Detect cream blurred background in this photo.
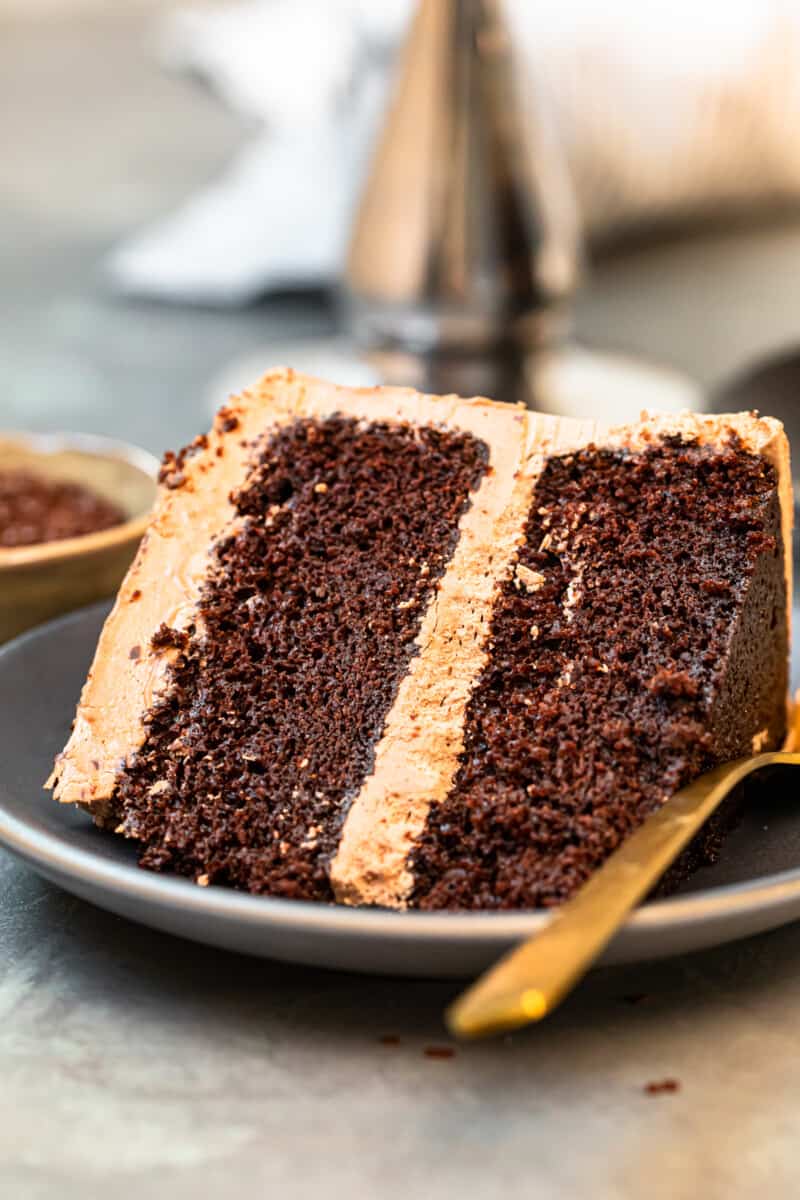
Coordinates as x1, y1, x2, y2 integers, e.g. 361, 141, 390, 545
0, 0, 163, 13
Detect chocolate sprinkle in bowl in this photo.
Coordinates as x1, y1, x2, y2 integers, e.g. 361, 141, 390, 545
0, 432, 158, 643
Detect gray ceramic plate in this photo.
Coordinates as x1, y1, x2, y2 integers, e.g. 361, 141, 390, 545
0, 602, 799, 978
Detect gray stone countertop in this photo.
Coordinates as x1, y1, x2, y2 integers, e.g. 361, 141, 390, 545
3, 7, 800, 1199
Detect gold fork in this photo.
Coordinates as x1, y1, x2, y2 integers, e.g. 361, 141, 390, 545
447, 751, 800, 1039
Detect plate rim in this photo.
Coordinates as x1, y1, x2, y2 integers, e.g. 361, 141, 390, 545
1, 602, 800, 949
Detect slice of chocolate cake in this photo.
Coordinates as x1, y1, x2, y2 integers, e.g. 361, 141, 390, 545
49, 373, 792, 910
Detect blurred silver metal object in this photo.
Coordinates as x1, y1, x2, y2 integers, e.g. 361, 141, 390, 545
343, 0, 579, 356
218, 0, 698, 418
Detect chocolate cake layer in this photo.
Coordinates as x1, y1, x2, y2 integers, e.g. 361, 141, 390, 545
113, 415, 487, 898
409, 436, 788, 910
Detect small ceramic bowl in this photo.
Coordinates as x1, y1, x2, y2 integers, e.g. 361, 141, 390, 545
0, 432, 159, 644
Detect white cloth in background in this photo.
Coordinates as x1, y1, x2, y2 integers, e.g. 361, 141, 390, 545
106, 0, 800, 306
